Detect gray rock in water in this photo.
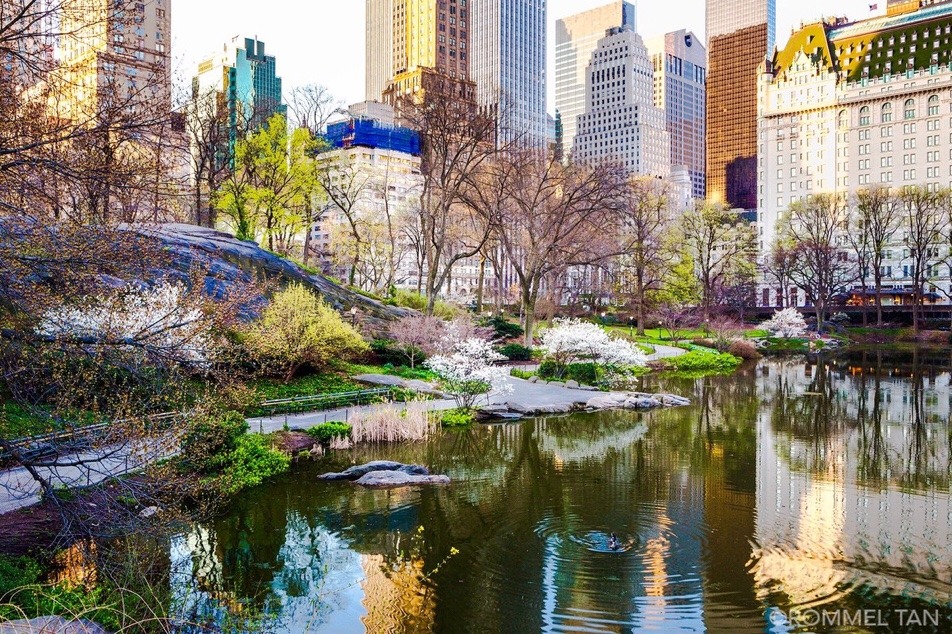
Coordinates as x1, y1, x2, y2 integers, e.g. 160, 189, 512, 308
0, 617, 110, 634
353, 470, 451, 488
319, 461, 430, 481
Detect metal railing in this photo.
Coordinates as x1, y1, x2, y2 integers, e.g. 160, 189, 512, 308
256, 387, 396, 417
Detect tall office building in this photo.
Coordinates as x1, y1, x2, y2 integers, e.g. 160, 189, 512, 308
574, 26, 669, 178
192, 37, 285, 141
646, 30, 706, 200
757, 0, 952, 306
469, 0, 547, 146
58, 0, 171, 119
555, 1, 636, 157
706, 0, 775, 209
366, 0, 395, 101
374, 0, 475, 103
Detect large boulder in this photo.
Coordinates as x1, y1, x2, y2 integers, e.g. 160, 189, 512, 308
125, 223, 413, 335
0, 617, 110, 634
318, 461, 431, 481
353, 470, 451, 488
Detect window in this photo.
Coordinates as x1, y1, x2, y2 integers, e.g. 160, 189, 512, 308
859, 106, 870, 126
881, 103, 893, 123
928, 94, 940, 116
904, 98, 916, 119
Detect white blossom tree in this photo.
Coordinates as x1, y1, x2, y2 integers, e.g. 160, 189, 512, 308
36, 282, 212, 368
425, 338, 511, 409
539, 318, 647, 379
761, 308, 808, 339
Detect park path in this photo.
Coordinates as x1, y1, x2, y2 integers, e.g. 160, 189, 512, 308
645, 343, 688, 361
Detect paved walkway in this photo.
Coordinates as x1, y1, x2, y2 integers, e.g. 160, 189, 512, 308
645, 343, 688, 361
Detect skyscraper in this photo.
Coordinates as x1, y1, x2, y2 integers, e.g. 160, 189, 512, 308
469, 0, 547, 146
705, 0, 775, 209
555, 1, 636, 157
373, 0, 475, 103
192, 36, 285, 139
645, 30, 706, 200
366, 0, 395, 101
573, 26, 669, 178
58, 0, 171, 119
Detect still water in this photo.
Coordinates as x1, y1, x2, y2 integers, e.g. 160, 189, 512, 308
170, 349, 952, 633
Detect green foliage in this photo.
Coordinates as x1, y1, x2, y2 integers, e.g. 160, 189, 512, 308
369, 339, 410, 366
0, 402, 56, 439
565, 363, 598, 385
480, 315, 524, 340
537, 359, 559, 379
660, 350, 742, 374
306, 422, 352, 444
440, 408, 475, 427
244, 283, 370, 380
0, 555, 121, 631
386, 289, 458, 320
218, 434, 290, 494
347, 363, 439, 382
509, 369, 534, 380
250, 373, 361, 401
497, 343, 531, 361
180, 411, 248, 475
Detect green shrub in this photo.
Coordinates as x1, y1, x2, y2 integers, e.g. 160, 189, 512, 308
480, 315, 524, 340
441, 408, 475, 427
566, 363, 598, 385
244, 283, 370, 380
537, 359, 560, 379
497, 343, 531, 361
307, 422, 352, 444
662, 350, 742, 374
218, 434, 290, 493
510, 369, 534, 380
369, 339, 410, 365
180, 411, 248, 474
387, 289, 458, 320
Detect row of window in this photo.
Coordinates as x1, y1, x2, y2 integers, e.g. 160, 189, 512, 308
857, 95, 940, 125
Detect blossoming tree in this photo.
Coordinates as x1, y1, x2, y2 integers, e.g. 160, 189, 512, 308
425, 338, 511, 409
761, 308, 808, 339
539, 318, 647, 379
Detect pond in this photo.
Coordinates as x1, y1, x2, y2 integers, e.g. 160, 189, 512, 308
169, 348, 952, 633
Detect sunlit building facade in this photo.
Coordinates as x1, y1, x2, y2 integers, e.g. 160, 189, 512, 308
646, 30, 707, 200
469, 0, 547, 146
573, 26, 669, 178
706, 0, 775, 209
554, 1, 636, 158
757, 0, 952, 304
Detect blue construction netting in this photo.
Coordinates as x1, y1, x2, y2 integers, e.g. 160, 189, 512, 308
324, 118, 421, 155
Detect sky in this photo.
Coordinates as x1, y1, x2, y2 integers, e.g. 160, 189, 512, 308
172, 0, 880, 111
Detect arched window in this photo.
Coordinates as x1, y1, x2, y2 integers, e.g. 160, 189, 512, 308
881, 102, 893, 123
859, 105, 870, 126
837, 109, 849, 128
904, 98, 916, 119
928, 94, 940, 116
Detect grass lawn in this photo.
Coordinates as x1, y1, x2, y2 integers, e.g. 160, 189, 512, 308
0, 403, 60, 439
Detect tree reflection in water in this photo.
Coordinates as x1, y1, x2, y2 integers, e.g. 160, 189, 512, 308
165, 348, 951, 633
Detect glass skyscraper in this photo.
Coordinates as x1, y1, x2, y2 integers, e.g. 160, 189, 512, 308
705, 0, 776, 209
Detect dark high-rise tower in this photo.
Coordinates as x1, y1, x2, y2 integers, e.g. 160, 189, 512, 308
705, 0, 775, 209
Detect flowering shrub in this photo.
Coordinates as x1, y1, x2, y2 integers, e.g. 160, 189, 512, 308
36, 282, 211, 367
425, 338, 511, 409
539, 319, 647, 380
761, 308, 808, 339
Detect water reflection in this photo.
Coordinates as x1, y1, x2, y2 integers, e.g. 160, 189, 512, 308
169, 349, 952, 633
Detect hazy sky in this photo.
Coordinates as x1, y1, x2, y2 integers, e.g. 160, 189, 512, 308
172, 0, 879, 111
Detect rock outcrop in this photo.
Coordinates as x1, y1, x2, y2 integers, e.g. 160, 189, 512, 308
0, 617, 110, 634
319, 461, 450, 487
126, 223, 412, 335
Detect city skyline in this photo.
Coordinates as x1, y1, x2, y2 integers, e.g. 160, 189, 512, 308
172, 0, 878, 112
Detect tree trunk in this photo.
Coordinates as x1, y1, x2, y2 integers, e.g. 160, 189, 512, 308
635, 271, 646, 336
523, 290, 537, 347
874, 273, 883, 326
475, 255, 486, 314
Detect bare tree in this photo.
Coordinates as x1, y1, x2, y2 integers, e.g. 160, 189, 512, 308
762, 240, 797, 308
898, 186, 949, 332
287, 84, 345, 135
783, 194, 855, 330
394, 74, 500, 315
849, 187, 901, 326
315, 153, 373, 285
612, 176, 676, 334
485, 149, 618, 344
680, 202, 757, 321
